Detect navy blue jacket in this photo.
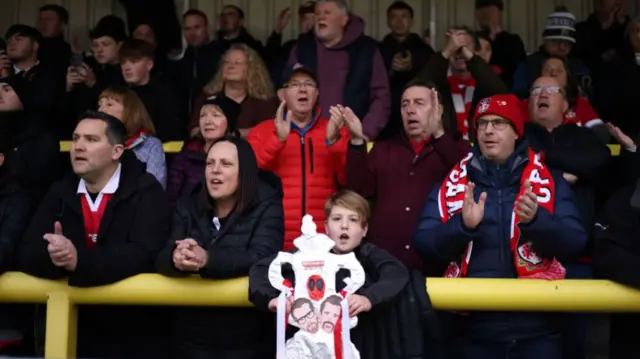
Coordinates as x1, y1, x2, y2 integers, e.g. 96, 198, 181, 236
413, 141, 587, 341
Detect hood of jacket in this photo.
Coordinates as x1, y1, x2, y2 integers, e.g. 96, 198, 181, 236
331, 13, 365, 50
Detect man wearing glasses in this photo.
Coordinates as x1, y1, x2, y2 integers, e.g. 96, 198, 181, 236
414, 93, 587, 359
291, 298, 320, 334
524, 75, 611, 359
247, 64, 349, 251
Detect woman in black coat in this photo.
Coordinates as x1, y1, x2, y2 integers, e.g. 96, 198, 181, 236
156, 136, 284, 359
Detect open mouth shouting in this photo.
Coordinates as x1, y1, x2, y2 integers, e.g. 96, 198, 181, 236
339, 233, 350, 243
297, 95, 310, 106
209, 178, 223, 188
536, 99, 550, 110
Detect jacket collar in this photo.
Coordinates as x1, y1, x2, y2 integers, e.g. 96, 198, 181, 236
57, 151, 150, 215
186, 170, 282, 244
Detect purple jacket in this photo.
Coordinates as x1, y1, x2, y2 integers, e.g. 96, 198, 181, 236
288, 14, 390, 140
166, 148, 205, 208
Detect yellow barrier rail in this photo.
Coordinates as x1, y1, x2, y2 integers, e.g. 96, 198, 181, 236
1, 272, 640, 358
57, 141, 622, 156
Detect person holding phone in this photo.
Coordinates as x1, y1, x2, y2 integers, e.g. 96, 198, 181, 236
247, 64, 349, 251
64, 16, 127, 132
0, 39, 10, 79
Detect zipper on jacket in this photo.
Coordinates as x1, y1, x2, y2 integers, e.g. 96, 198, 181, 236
300, 136, 307, 218
308, 138, 315, 174
497, 189, 508, 272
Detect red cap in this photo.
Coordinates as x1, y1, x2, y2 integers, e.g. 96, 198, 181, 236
473, 94, 524, 137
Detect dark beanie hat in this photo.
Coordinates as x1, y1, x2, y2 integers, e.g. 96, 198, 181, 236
475, 0, 504, 10
201, 95, 241, 134
542, 8, 576, 43
90, 15, 128, 42
0, 74, 35, 109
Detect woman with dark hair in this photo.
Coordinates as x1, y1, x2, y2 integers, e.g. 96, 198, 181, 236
520, 55, 603, 129
165, 96, 241, 207
156, 136, 284, 359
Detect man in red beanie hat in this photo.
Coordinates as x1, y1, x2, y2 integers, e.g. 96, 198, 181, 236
414, 94, 588, 359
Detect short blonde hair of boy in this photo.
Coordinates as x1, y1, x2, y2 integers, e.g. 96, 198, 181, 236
324, 190, 370, 228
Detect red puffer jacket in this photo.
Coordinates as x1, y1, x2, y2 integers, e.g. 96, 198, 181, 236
247, 110, 348, 250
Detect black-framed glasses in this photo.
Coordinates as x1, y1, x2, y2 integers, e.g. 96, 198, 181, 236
293, 309, 316, 324
475, 119, 511, 130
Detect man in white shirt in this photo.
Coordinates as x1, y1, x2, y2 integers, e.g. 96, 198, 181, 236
18, 110, 171, 359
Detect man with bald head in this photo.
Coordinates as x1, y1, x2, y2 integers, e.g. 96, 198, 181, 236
525, 75, 610, 359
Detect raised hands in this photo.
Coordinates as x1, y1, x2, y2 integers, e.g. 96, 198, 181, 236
328, 105, 366, 145
327, 105, 345, 144
44, 221, 77, 271
275, 100, 292, 142
461, 183, 487, 229
442, 29, 474, 60
515, 180, 538, 224
275, 8, 292, 34
607, 123, 636, 151
172, 238, 209, 272
425, 88, 444, 139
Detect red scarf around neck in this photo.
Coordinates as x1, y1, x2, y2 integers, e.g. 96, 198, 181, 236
438, 149, 566, 280
125, 129, 150, 149
447, 70, 476, 141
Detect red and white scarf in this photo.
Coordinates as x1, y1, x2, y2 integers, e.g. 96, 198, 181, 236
125, 129, 150, 149
438, 149, 566, 280
447, 68, 476, 141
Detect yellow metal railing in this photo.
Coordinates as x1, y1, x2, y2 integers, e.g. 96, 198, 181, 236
57, 141, 622, 155
2, 272, 640, 358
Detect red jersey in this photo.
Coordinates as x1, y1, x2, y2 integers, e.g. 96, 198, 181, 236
447, 68, 476, 140
77, 164, 121, 248
80, 193, 113, 248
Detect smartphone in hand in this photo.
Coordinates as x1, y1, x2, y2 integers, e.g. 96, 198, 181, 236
70, 53, 84, 68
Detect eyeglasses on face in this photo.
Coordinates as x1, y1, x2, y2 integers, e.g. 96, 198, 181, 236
293, 309, 316, 324
283, 81, 317, 90
530, 85, 562, 97
475, 118, 511, 130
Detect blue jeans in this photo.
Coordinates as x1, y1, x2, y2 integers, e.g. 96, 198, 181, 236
452, 334, 562, 359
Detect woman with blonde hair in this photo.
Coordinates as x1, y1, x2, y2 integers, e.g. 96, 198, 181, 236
98, 85, 167, 188
189, 43, 278, 137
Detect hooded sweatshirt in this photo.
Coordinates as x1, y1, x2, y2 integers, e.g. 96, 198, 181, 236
288, 14, 391, 141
